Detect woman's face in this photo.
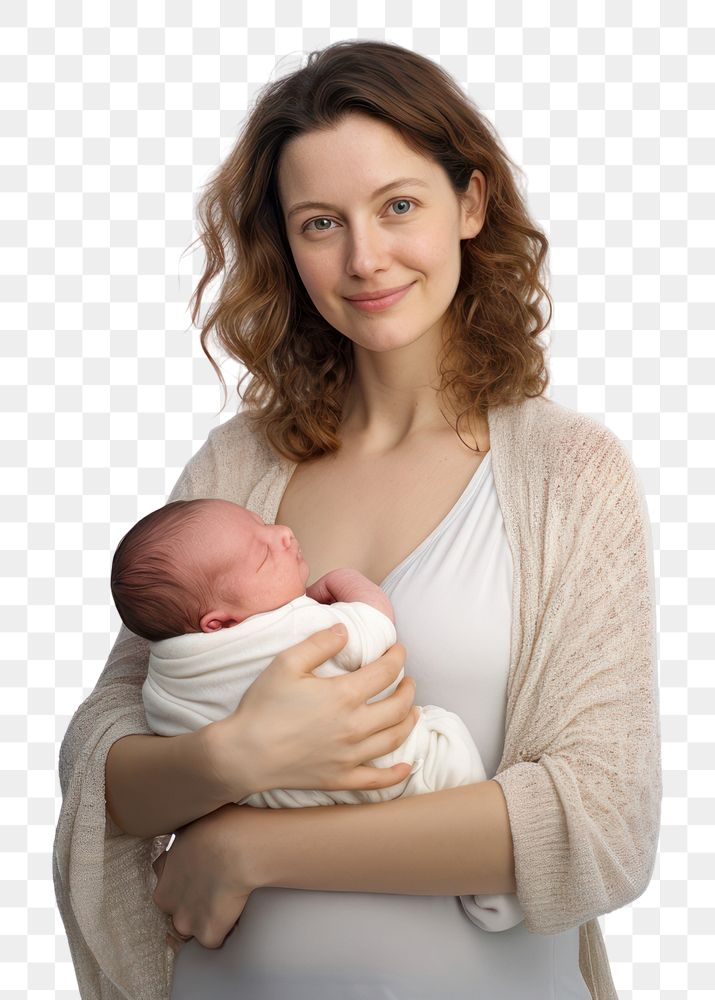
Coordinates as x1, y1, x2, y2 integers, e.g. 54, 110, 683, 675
276, 112, 485, 357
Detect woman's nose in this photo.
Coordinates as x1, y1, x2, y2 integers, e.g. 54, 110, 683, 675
345, 222, 391, 275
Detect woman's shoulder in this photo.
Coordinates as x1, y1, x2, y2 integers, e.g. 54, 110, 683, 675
169, 408, 283, 504
500, 396, 627, 458
204, 408, 278, 466
492, 394, 643, 504
495, 393, 624, 451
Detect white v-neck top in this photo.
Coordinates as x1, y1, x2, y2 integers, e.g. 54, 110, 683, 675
171, 450, 591, 999
379, 449, 510, 781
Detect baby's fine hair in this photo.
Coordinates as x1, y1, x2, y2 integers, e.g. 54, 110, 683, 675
110, 499, 216, 642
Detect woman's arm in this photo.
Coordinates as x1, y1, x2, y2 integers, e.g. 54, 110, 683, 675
108, 628, 417, 839
247, 778, 516, 896
152, 776, 516, 951
105, 730, 239, 839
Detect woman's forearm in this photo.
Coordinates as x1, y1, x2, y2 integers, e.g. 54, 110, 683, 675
105, 728, 239, 839
250, 779, 516, 896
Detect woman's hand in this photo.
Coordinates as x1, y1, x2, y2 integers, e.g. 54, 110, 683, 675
152, 802, 261, 951
205, 626, 418, 802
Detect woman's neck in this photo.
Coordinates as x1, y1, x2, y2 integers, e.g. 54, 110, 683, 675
340, 383, 487, 455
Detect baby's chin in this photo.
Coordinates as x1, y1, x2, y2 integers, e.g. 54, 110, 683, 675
279, 577, 310, 606
264, 563, 311, 610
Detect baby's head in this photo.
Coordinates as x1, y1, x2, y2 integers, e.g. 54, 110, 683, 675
111, 498, 310, 642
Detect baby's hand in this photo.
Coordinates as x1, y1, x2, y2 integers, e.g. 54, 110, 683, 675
306, 568, 395, 623
306, 568, 370, 604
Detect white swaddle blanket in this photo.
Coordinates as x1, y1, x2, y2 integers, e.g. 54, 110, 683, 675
142, 594, 524, 933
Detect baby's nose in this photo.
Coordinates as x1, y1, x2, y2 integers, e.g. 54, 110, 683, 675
276, 525, 294, 547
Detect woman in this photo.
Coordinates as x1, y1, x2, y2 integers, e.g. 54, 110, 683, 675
53, 39, 661, 1000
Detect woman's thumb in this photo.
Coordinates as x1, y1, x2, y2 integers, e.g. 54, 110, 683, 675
282, 625, 348, 675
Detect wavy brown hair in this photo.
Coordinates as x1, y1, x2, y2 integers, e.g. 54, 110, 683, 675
188, 38, 551, 461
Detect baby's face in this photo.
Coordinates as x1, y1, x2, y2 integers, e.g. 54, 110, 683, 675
196, 499, 310, 630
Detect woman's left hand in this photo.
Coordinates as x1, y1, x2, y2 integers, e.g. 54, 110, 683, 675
151, 802, 263, 951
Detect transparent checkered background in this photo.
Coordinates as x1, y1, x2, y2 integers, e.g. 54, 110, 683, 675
1, 1, 713, 997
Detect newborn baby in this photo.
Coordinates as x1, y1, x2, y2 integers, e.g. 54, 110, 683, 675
110, 497, 524, 933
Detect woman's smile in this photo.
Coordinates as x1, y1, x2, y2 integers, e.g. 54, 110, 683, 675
344, 281, 416, 313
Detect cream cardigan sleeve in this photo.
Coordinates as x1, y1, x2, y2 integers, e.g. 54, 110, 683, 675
491, 409, 662, 937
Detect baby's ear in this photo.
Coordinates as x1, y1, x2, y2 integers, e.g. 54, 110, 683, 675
200, 613, 231, 632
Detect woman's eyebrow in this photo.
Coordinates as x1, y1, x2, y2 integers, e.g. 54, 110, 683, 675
287, 176, 429, 218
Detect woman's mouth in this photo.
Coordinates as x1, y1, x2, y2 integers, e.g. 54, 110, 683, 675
344, 282, 415, 312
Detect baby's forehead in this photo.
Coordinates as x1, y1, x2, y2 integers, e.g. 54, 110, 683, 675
200, 499, 261, 531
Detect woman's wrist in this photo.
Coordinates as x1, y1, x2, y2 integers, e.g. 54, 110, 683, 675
105, 729, 238, 839
201, 717, 259, 805
231, 804, 278, 890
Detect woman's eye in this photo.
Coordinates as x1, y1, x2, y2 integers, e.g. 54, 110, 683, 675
305, 217, 335, 232
302, 199, 415, 233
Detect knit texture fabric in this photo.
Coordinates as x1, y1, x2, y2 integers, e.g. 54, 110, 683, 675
52, 394, 661, 1000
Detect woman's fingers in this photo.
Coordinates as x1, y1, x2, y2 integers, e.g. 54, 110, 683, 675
347, 700, 420, 787
353, 703, 421, 768
276, 626, 349, 676
166, 933, 184, 954
348, 760, 414, 790
150, 808, 255, 951
367, 673, 417, 734
346, 642, 410, 706
350, 661, 416, 735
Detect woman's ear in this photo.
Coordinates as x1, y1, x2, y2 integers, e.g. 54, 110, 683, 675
459, 169, 487, 240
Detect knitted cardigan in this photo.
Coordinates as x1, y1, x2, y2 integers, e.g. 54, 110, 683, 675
52, 393, 662, 999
